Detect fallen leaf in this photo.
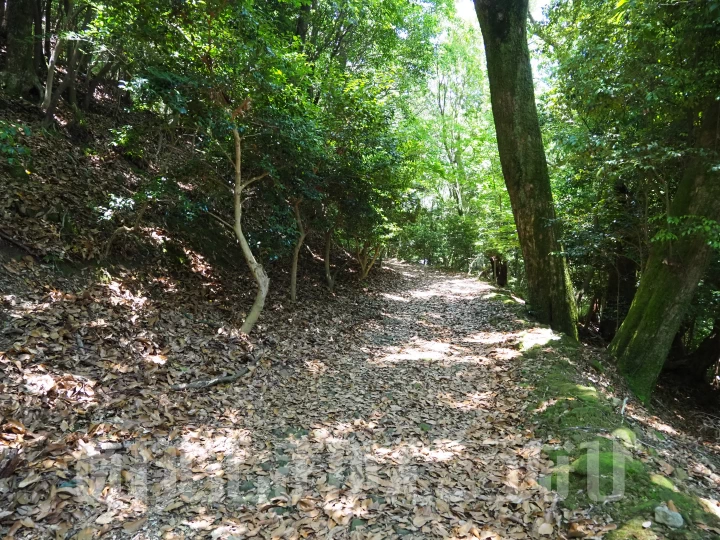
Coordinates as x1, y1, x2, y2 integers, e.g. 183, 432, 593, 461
538, 522, 553, 535
123, 517, 148, 533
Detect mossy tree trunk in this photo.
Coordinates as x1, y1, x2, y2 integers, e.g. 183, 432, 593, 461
608, 101, 720, 402
474, 0, 577, 338
5, 0, 36, 97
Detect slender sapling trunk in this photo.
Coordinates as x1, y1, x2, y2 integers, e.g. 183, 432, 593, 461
290, 200, 307, 302
230, 128, 270, 335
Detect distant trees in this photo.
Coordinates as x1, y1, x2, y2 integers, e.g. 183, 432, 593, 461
394, 19, 518, 279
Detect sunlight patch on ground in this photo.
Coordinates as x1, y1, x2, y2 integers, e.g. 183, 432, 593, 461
408, 279, 494, 300
491, 348, 523, 361
381, 293, 409, 303
464, 331, 513, 346
304, 359, 328, 375
520, 328, 560, 350
371, 339, 452, 364
106, 280, 148, 310
438, 390, 497, 411
700, 498, 720, 519
178, 429, 253, 468
627, 413, 679, 437
370, 439, 466, 465
22, 371, 98, 407
145, 354, 167, 365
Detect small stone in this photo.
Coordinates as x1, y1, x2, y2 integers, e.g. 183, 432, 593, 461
612, 427, 637, 447
642, 521, 652, 528
654, 505, 684, 529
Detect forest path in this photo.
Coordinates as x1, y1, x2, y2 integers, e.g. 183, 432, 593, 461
216, 261, 555, 538
1, 259, 560, 539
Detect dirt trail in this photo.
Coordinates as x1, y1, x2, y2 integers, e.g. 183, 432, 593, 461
1, 260, 560, 539
200, 262, 553, 538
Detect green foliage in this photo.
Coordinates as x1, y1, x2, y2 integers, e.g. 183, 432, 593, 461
0, 120, 31, 167
540, 0, 720, 351
72, 0, 450, 277
393, 17, 518, 275
652, 215, 720, 250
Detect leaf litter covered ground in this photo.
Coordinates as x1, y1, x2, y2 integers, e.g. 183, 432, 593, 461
2, 256, 720, 539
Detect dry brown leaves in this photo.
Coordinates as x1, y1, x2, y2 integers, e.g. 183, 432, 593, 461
2, 257, 719, 539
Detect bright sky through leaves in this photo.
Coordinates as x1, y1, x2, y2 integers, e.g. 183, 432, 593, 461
455, 0, 549, 23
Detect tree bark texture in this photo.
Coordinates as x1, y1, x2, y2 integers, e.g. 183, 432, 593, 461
33, 0, 44, 74
599, 254, 637, 341
474, 0, 577, 338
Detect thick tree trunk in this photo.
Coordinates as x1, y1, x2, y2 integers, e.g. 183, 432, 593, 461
609, 101, 720, 402
290, 201, 307, 302
44, 0, 51, 60
5, 0, 37, 97
496, 257, 508, 287
474, 0, 577, 338
664, 321, 720, 383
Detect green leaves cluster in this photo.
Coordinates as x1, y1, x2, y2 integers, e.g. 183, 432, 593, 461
541, 0, 720, 344
393, 17, 518, 274
0, 120, 31, 167
80, 0, 450, 262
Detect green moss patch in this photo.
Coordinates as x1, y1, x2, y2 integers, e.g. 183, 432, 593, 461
530, 346, 720, 538
613, 427, 638, 448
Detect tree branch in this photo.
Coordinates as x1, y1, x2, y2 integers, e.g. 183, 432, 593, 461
208, 210, 234, 231
240, 171, 270, 190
